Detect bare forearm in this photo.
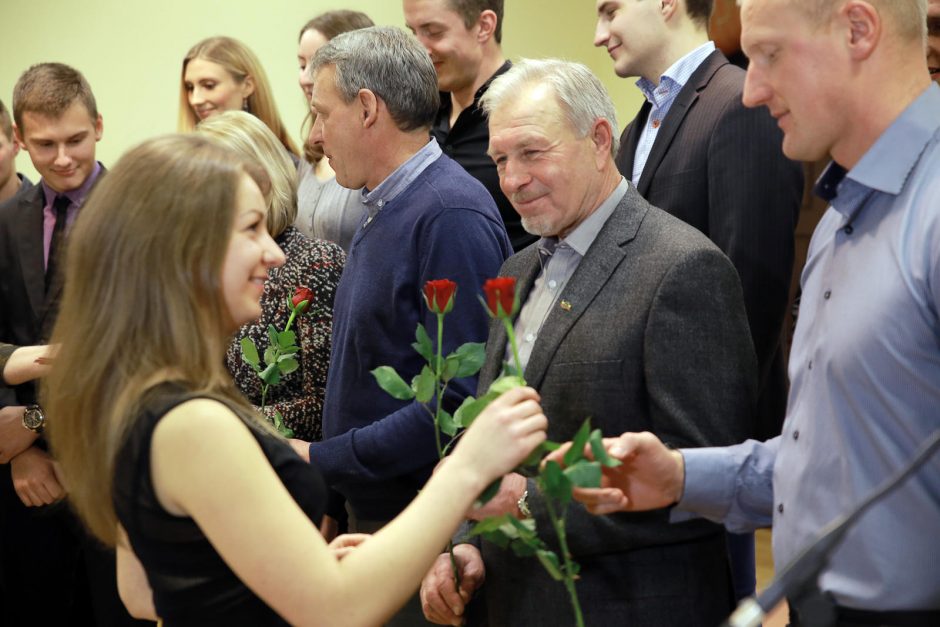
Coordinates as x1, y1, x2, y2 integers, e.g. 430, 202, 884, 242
324, 461, 485, 625
1, 345, 51, 385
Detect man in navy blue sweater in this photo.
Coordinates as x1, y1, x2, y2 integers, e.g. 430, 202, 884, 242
296, 25, 511, 604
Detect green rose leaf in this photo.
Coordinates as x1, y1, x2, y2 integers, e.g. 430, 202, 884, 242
370, 366, 416, 400
487, 375, 526, 396
278, 357, 299, 376
240, 338, 260, 368
438, 409, 458, 437
520, 439, 562, 468
453, 393, 496, 428
540, 461, 573, 506
267, 324, 279, 348
563, 419, 593, 468
452, 342, 486, 378
564, 460, 602, 489
442, 355, 461, 382
260, 362, 281, 386
272, 410, 294, 438
263, 346, 278, 367
468, 513, 514, 536
413, 365, 436, 404
278, 345, 300, 356
412, 324, 433, 363
536, 550, 565, 581
509, 539, 539, 557
469, 516, 543, 557
277, 330, 296, 349
590, 428, 622, 468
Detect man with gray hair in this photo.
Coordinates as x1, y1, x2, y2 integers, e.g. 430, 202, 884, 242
292, 26, 512, 624
419, 58, 757, 626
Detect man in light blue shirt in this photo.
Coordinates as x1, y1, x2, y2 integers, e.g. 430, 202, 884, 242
551, 0, 940, 622
594, 0, 805, 600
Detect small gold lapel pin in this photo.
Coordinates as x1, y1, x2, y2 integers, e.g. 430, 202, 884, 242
560, 300, 572, 311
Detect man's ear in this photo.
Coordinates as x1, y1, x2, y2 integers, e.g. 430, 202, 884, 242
12, 124, 24, 149
661, 0, 678, 22
841, 0, 880, 61
477, 10, 498, 43
94, 114, 103, 142
358, 89, 379, 128
590, 118, 614, 168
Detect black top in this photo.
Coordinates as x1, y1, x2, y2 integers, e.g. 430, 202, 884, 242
431, 61, 537, 253
113, 382, 326, 626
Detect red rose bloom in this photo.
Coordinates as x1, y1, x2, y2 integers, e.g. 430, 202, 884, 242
291, 287, 315, 314
423, 279, 457, 315
482, 277, 517, 318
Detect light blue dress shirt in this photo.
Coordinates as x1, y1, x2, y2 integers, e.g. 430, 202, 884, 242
677, 84, 940, 611
631, 42, 715, 185
360, 139, 442, 227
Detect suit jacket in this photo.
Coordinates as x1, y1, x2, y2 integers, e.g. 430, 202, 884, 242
471, 188, 757, 625
0, 183, 60, 407
617, 50, 803, 440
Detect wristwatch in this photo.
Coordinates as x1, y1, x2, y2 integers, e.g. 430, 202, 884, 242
517, 489, 531, 519
22, 404, 45, 434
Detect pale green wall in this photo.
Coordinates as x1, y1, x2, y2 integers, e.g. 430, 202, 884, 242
1, 0, 643, 182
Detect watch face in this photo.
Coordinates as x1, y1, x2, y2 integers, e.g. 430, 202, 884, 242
23, 407, 44, 431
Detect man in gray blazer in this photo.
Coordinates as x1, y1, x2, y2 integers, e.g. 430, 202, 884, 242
419, 59, 757, 626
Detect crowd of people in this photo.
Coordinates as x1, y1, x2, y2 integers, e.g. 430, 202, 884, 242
0, 0, 937, 625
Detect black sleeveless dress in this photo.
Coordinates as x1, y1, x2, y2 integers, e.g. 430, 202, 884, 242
113, 382, 326, 626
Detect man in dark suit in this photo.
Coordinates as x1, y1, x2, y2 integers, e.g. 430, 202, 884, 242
0, 63, 147, 626
419, 59, 757, 626
594, 0, 803, 600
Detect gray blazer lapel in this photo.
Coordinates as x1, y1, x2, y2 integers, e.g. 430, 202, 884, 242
523, 191, 648, 390
478, 245, 541, 392
637, 50, 727, 196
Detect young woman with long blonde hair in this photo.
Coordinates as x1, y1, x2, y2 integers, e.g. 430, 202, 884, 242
44, 133, 546, 626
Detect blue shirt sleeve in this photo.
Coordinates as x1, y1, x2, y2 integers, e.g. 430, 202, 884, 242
672, 437, 779, 533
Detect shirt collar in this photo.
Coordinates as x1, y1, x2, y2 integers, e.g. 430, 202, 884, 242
814, 84, 940, 215
42, 161, 103, 207
636, 42, 715, 105
361, 139, 442, 208
846, 83, 940, 196
537, 178, 629, 258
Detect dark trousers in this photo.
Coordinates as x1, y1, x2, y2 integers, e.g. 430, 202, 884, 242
789, 600, 940, 627
0, 464, 153, 626
727, 531, 757, 602
473, 532, 735, 626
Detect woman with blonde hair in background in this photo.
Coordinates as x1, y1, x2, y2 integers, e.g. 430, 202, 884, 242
43, 133, 547, 626
179, 36, 300, 158
294, 10, 373, 251
197, 110, 343, 444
